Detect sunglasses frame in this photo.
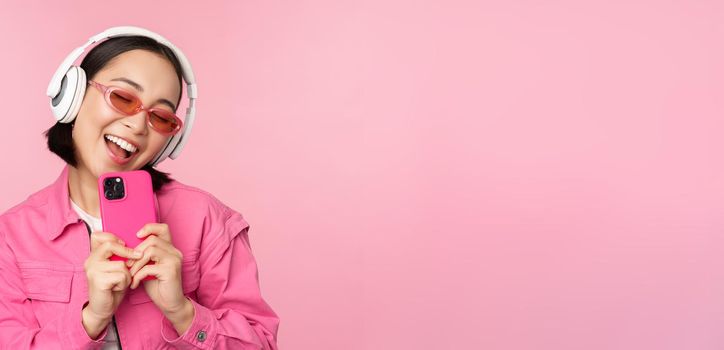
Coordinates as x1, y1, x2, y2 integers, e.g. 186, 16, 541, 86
87, 80, 183, 135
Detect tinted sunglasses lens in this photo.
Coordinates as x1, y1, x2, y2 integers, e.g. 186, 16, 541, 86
109, 89, 140, 114
149, 110, 180, 133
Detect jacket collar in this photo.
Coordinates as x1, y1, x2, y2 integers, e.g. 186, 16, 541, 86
46, 165, 81, 241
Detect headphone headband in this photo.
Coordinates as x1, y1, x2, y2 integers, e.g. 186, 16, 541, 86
46, 26, 197, 166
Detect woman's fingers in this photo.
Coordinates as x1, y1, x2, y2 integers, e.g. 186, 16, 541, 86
132, 235, 182, 262
91, 267, 131, 291
105, 271, 132, 292
129, 245, 178, 276
131, 234, 160, 258
130, 264, 162, 289
136, 223, 172, 242
98, 260, 128, 273
90, 231, 141, 261
131, 222, 182, 265
129, 246, 160, 276
88, 260, 131, 281
90, 231, 125, 250
94, 240, 143, 261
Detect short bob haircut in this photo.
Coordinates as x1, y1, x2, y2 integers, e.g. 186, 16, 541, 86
45, 36, 185, 192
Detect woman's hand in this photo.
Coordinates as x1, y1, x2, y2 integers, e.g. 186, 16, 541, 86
82, 231, 142, 339
128, 223, 194, 334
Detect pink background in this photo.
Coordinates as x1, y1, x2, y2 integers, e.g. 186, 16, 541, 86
1, 0, 723, 349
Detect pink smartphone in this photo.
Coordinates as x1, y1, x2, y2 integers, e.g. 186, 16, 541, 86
98, 170, 158, 279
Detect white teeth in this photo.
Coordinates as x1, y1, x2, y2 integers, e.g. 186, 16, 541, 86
105, 135, 138, 153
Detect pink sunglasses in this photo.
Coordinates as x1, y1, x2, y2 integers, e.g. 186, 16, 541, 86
87, 80, 183, 135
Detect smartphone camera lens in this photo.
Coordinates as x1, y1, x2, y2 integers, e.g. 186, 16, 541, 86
103, 177, 124, 200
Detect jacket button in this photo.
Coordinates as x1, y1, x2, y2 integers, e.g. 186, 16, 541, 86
196, 330, 207, 342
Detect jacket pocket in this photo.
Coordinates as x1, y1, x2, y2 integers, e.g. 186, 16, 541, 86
17, 263, 75, 327
128, 255, 201, 305
18, 262, 74, 303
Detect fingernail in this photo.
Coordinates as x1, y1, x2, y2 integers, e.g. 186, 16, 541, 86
136, 231, 142, 237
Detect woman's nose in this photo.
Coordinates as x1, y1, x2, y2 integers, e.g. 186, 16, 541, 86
122, 111, 149, 135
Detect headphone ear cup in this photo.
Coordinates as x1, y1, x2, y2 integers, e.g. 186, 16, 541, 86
50, 66, 86, 124
149, 134, 179, 167
65, 68, 86, 123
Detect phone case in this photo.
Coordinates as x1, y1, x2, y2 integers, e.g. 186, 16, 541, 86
98, 170, 158, 280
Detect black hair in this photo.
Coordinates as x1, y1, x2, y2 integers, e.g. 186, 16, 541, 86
44, 36, 185, 192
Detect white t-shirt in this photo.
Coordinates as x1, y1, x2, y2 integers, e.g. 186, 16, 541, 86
71, 199, 121, 350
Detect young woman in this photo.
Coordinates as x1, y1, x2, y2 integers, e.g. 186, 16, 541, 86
0, 27, 279, 349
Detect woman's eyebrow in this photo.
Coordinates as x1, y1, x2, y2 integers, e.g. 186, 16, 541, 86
110, 77, 177, 110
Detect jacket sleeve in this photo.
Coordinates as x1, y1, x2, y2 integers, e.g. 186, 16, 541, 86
0, 229, 110, 349
160, 205, 280, 349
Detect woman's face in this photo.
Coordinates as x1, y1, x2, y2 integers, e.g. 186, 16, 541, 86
72, 49, 181, 178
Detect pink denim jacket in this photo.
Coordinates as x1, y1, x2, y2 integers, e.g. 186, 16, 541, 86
0, 166, 279, 349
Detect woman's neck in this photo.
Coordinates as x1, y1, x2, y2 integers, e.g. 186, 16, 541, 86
68, 165, 101, 218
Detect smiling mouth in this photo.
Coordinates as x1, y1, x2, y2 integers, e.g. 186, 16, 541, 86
104, 134, 138, 159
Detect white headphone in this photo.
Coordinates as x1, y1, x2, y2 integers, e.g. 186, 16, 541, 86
46, 26, 197, 167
